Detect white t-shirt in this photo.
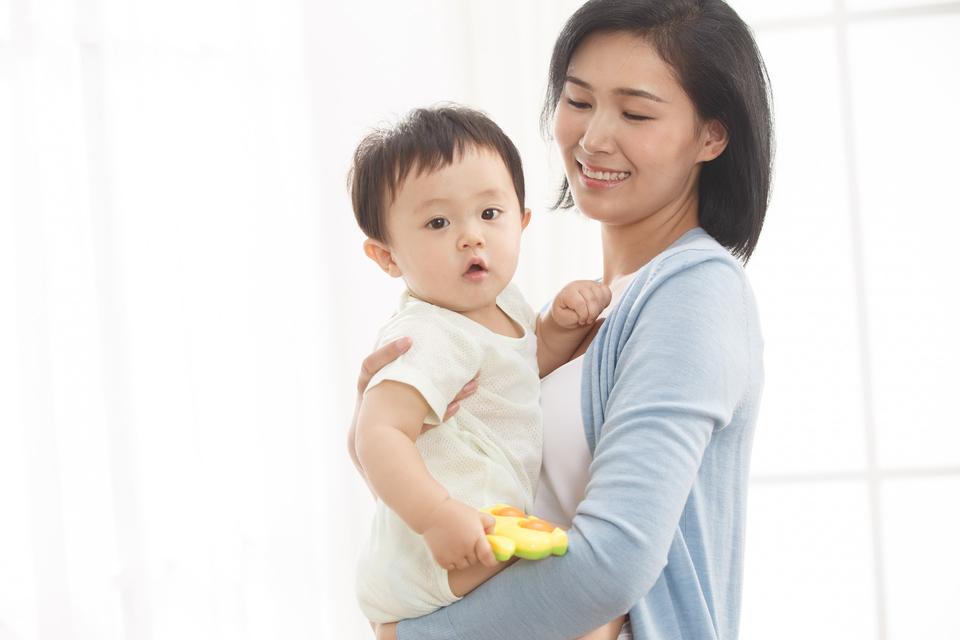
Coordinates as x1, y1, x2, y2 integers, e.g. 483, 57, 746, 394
356, 282, 542, 623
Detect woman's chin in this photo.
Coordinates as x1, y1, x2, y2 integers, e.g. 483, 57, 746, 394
571, 196, 629, 225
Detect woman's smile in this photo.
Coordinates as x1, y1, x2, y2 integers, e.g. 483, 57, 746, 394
578, 160, 632, 189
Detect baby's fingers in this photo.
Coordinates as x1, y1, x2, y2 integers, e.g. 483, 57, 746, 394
476, 536, 498, 567
595, 282, 613, 307
574, 290, 600, 324
581, 284, 612, 322
465, 548, 480, 567
564, 292, 590, 325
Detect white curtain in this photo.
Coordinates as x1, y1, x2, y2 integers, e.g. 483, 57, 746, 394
3, 1, 958, 639
0, 1, 591, 638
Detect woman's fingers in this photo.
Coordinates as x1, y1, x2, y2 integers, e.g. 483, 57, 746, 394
357, 337, 411, 394
439, 375, 479, 422
451, 376, 479, 403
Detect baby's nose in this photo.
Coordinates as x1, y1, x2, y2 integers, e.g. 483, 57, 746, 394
459, 230, 485, 249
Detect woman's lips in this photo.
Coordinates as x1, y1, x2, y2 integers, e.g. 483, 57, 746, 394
578, 161, 631, 189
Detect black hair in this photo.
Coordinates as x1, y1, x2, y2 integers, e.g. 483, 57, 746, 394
348, 104, 525, 243
542, 0, 774, 262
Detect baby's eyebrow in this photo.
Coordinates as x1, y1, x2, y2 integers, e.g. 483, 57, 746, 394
417, 196, 452, 210
416, 189, 509, 211
474, 188, 509, 200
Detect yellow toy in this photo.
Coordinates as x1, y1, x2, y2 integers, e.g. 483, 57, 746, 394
483, 504, 568, 561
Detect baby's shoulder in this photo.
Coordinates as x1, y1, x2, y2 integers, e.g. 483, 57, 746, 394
496, 282, 537, 331
380, 296, 455, 331
376, 296, 479, 354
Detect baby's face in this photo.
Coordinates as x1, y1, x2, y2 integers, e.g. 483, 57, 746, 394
381, 147, 529, 314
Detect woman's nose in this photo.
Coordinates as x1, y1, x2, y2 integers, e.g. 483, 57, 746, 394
579, 112, 616, 155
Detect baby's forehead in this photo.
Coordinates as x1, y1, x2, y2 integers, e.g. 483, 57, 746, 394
387, 148, 518, 211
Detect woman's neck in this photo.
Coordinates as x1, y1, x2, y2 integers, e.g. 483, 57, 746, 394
600, 198, 700, 286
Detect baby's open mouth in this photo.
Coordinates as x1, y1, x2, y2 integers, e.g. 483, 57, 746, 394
464, 258, 488, 279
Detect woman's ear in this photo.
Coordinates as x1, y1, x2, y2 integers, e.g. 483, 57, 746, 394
697, 119, 729, 163
363, 239, 403, 277
520, 208, 532, 231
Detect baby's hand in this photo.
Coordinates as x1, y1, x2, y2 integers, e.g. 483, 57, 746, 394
550, 280, 613, 329
421, 498, 498, 570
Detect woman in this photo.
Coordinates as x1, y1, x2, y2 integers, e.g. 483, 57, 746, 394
354, 0, 773, 637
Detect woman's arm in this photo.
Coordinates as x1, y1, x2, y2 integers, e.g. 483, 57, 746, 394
397, 260, 751, 639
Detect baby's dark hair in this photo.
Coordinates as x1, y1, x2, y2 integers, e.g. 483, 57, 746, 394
348, 105, 526, 243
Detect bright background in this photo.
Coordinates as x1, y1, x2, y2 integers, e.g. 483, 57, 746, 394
2, 0, 958, 639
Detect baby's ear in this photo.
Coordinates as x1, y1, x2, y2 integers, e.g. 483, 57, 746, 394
520, 208, 532, 231
363, 239, 403, 277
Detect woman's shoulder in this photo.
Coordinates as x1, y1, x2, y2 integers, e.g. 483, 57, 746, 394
652, 228, 743, 276
621, 228, 747, 305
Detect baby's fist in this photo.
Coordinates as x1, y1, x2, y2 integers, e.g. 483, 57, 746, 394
550, 280, 613, 329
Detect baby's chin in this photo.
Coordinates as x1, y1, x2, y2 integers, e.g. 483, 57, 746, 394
408, 284, 506, 314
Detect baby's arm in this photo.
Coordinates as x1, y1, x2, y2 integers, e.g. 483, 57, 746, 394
536, 280, 612, 377
346, 338, 479, 499
355, 380, 497, 570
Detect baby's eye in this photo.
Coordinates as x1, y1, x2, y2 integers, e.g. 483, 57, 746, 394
481, 208, 501, 221
427, 217, 449, 230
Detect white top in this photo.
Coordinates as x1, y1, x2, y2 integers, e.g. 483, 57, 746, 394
533, 354, 588, 528
367, 282, 542, 510
534, 271, 640, 528
357, 282, 543, 622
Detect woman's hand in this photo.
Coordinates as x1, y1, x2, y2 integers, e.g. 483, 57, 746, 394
355, 337, 479, 426
348, 337, 479, 489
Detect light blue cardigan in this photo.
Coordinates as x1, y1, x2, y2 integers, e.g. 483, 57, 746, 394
398, 228, 764, 640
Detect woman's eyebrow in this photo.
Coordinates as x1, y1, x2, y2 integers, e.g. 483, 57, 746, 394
565, 75, 667, 103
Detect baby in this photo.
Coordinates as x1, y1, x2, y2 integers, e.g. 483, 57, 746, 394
347, 105, 612, 628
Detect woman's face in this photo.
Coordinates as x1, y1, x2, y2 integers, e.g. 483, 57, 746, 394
553, 31, 726, 227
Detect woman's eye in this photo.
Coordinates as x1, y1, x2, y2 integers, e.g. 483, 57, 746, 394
566, 98, 590, 110
427, 217, 449, 230
624, 113, 651, 122
481, 208, 501, 221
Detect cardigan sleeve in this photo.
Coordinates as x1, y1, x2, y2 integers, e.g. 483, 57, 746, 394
397, 258, 751, 640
